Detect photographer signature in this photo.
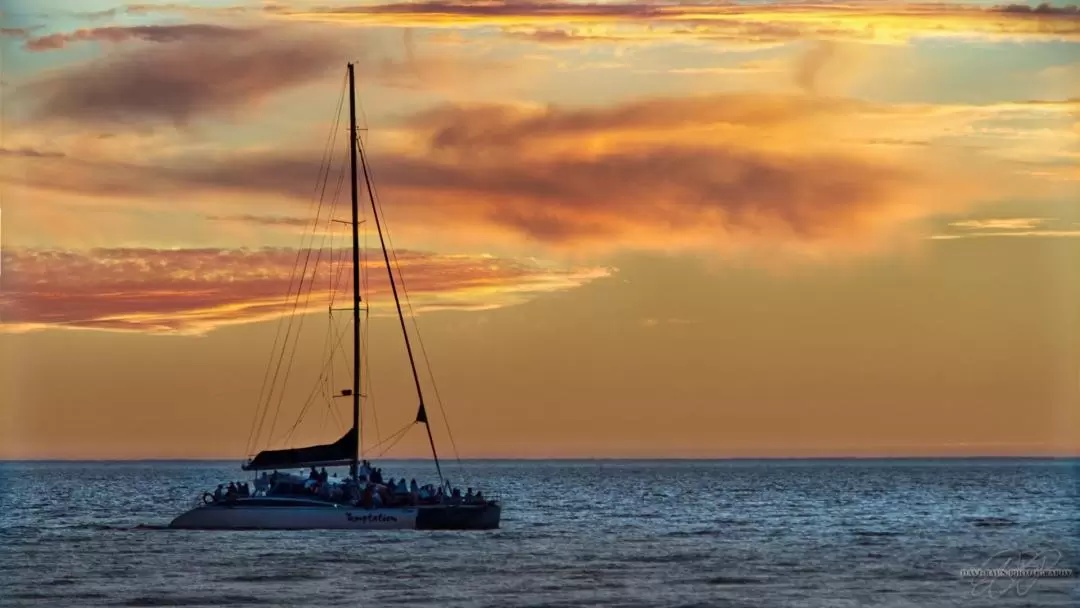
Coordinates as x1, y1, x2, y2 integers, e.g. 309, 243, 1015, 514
962, 548, 1073, 598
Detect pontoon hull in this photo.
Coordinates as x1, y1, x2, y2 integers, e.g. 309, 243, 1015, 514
168, 498, 500, 531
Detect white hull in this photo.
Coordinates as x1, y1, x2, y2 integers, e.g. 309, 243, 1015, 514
170, 501, 416, 530
168, 496, 502, 530
170, 507, 414, 531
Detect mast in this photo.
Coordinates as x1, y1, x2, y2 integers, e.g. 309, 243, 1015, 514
355, 109, 444, 486
347, 63, 361, 479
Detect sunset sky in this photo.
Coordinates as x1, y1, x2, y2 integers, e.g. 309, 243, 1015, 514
1, 0, 1077, 460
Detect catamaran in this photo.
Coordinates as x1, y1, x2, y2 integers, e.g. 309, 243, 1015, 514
169, 63, 501, 531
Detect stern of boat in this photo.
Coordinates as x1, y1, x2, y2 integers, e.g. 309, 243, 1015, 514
415, 501, 502, 530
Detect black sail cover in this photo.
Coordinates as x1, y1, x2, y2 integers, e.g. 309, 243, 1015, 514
243, 429, 357, 471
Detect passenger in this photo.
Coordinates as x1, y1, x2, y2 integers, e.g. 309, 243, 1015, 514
319, 467, 329, 483
254, 472, 269, 494
475, 491, 485, 504
213, 484, 224, 501
450, 487, 461, 505
395, 479, 408, 495
309, 466, 319, 480
465, 488, 475, 503
410, 479, 419, 493
226, 483, 237, 501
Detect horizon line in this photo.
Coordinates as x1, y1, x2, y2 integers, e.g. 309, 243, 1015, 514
3, 455, 1078, 464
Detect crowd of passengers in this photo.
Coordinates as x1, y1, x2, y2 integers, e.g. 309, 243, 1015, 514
213, 481, 252, 501
212, 460, 490, 508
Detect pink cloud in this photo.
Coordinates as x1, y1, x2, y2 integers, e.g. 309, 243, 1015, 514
0, 247, 610, 334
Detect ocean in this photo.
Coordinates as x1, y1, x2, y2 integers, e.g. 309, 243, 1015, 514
1, 459, 1077, 607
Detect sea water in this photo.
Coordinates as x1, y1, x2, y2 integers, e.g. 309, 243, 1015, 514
1, 459, 1077, 607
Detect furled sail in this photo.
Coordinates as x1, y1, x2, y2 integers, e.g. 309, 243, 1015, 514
242, 429, 357, 471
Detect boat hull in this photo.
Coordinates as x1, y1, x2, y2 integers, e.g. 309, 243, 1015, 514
168, 497, 500, 531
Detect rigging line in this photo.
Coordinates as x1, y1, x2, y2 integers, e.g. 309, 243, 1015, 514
327, 147, 347, 304
265, 112, 346, 445
361, 148, 463, 469
279, 294, 355, 445
277, 299, 354, 444
314, 194, 341, 423
252, 78, 346, 454
314, 150, 347, 422
318, 378, 331, 435
328, 310, 336, 407
248, 71, 346, 455
318, 369, 345, 435
363, 302, 381, 447
329, 235, 349, 308
323, 315, 334, 432
366, 422, 412, 454
326, 157, 349, 307
264, 157, 340, 441
250, 72, 345, 451
374, 425, 412, 458
360, 154, 379, 448
247, 73, 347, 456
355, 132, 444, 485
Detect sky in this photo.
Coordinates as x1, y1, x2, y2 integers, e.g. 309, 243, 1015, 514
0, 0, 1078, 460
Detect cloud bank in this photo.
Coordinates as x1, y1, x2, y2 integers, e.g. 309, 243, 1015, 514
0, 247, 611, 334
272, 1, 1080, 43
6, 91, 1026, 256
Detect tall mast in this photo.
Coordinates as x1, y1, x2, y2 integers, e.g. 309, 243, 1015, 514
355, 113, 444, 486
347, 63, 361, 479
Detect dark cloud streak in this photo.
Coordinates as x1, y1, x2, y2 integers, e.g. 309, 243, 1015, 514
22, 25, 346, 125
24, 24, 244, 51
5, 94, 931, 250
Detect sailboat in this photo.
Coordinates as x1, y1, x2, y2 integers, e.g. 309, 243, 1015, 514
168, 63, 501, 531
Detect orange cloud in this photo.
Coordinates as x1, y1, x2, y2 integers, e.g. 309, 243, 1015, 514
0, 247, 611, 334
273, 1, 1080, 43
8, 93, 1047, 256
